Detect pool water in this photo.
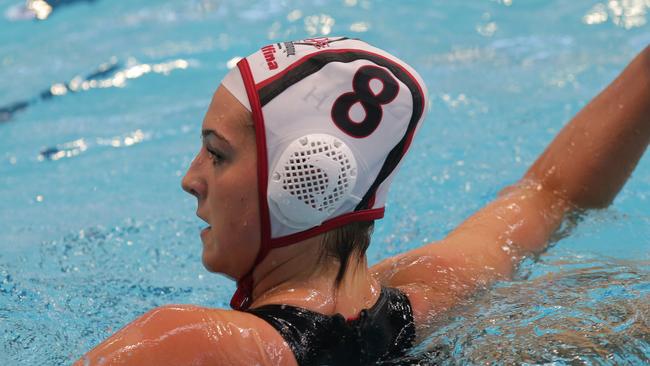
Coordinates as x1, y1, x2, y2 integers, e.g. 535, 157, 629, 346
1, 0, 649, 364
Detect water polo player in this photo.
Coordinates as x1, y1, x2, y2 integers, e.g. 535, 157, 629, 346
75, 38, 649, 365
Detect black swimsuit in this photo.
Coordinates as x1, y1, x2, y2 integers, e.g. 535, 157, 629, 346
245, 286, 416, 365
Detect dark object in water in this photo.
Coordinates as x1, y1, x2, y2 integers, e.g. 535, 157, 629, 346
39, 146, 61, 160
0, 59, 121, 124
0, 100, 31, 123
83, 61, 120, 80
47, 0, 97, 7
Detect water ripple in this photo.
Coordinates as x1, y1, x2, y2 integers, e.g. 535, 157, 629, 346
0, 216, 231, 364
0, 57, 191, 124
409, 259, 650, 364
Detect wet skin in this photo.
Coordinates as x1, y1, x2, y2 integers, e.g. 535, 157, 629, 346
75, 46, 649, 365
181, 86, 261, 281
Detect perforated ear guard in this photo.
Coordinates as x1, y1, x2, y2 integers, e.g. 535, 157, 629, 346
268, 134, 359, 229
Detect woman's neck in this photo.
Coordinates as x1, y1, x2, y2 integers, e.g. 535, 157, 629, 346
248, 236, 380, 318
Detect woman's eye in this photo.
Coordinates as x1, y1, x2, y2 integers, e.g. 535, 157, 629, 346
207, 149, 225, 165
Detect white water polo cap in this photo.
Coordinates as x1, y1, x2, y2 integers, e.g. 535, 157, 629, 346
221, 37, 428, 309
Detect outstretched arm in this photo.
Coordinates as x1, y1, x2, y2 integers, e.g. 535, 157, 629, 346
525, 46, 650, 208
372, 46, 650, 324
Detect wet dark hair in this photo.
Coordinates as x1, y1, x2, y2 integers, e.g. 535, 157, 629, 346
319, 221, 375, 286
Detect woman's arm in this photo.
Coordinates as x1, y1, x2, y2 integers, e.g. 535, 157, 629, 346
372, 45, 650, 324
525, 45, 650, 208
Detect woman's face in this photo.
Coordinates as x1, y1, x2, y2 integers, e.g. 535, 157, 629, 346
181, 86, 260, 280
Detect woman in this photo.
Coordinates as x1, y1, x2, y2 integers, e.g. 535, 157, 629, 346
75, 38, 649, 365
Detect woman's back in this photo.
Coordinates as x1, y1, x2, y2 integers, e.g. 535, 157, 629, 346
246, 286, 414, 365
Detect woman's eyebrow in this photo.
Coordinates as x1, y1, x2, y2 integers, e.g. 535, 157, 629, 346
201, 129, 231, 147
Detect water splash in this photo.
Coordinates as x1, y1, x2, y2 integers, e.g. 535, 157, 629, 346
407, 257, 649, 365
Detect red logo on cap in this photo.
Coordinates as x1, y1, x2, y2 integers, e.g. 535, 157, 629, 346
261, 45, 278, 70
302, 37, 331, 49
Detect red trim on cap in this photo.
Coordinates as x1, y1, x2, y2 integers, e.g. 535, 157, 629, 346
230, 58, 271, 310
269, 207, 385, 248
254, 48, 359, 90
367, 193, 376, 209
256, 48, 424, 99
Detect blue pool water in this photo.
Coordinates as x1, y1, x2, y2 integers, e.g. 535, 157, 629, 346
1, 0, 649, 364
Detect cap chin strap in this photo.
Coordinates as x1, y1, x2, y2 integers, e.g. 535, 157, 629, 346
230, 239, 298, 309
230, 246, 270, 310
230, 58, 269, 311
231, 274, 254, 309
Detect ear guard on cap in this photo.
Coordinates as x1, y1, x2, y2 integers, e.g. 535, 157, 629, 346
268, 134, 359, 229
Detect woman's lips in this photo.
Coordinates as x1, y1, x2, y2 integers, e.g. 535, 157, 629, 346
200, 226, 211, 240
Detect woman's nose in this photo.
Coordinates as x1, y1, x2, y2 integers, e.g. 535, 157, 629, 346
181, 155, 207, 199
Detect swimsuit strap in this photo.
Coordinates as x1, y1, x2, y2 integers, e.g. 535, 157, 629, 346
244, 286, 415, 366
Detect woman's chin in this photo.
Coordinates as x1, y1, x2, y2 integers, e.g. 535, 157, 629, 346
201, 250, 242, 281
201, 250, 219, 272
200, 229, 220, 272
198, 228, 256, 280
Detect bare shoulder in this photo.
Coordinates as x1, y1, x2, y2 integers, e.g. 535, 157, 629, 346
370, 245, 465, 325
75, 304, 296, 366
